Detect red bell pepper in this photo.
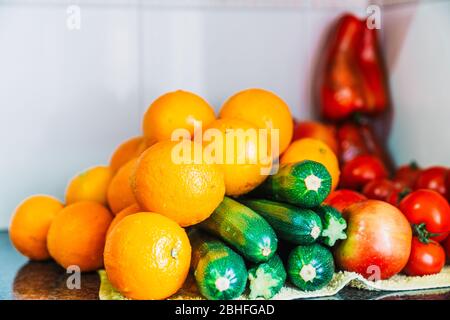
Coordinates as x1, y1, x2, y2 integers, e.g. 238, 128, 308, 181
319, 14, 390, 121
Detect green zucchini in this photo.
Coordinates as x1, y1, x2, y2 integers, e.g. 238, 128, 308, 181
240, 198, 323, 245
313, 205, 347, 247
248, 254, 286, 299
189, 230, 247, 300
199, 197, 278, 263
287, 244, 334, 291
252, 160, 332, 208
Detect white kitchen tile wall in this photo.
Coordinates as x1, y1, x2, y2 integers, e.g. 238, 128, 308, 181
0, 0, 448, 228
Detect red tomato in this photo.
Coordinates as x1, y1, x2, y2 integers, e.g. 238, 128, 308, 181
386, 187, 411, 207
323, 189, 367, 218
362, 179, 396, 201
399, 189, 450, 242
340, 155, 388, 190
335, 200, 412, 279
415, 166, 448, 197
394, 162, 421, 189
403, 237, 445, 276
293, 121, 339, 154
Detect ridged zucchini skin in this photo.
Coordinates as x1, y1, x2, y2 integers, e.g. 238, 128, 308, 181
240, 199, 323, 245
189, 230, 247, 300
199, 197, 278, 263
313, 205, 347, 247
248, 254, 287, 299
252, 161, 332, 208
287, 244, 334, 291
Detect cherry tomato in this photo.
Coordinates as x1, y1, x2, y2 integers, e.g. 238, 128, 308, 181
403, 237, 445, 276
394, 161, 421, 189
415, 166, 448, 198
340, 155, 388, 190
362, 179, 396, 201
399, 189, 450, 242
386, 187, 411, 207
323, 189, 367, 220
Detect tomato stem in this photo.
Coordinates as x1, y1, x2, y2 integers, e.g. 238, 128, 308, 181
412, 223, 442, 244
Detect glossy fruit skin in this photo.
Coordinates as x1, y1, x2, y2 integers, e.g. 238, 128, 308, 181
65, 166, 113, 206
104, 212, 191, 300
106, 203, 141, 237
142, 90, 216, 146
281, 138, 340, 191
199, 197, 278, 263
336, 121, 394, 174
254, 160, 332, 208
241, 199, 323, 245
399, 189, 450, 242
132, 140, 225, 227
394, 162, 421, 189
362, 179, 396, 201
403, 237, 445, 276
287, 244, 335, 291
335, 200, 412, 279
48, 201, 113, 271
220, 88, 293, 155
415, 166, 448, 198
248, 254, 286, 300
9, 195, 64, 261
319, 14, 389, 121
205, 118, 272, 196
190, 230, 247, 300
340, 155, 388, 190
293, 121, 338, 154
109, 136, 147, 174
386, 187, 411, 207
323, 189, 367, 217
107, 159, 137, 214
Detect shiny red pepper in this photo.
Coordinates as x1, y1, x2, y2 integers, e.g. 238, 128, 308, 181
319, 14, 390, 121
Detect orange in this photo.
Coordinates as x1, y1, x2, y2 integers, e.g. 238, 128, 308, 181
293, 121, 339, 154
219, 88, 293, 156
47, 201, 113, 271
106, 203, 141, 236
142, 90, 216, 146
132, 140, 225, 227
104, 212, 191, 300
9, 195, 63, 260
281, 138, 340, 191
107, 159, 137, 214
65, 166, 112, 206
109, 136, 147, 174
205, 118, 272, 196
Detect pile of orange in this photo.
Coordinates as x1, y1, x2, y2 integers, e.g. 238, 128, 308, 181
9, 88, 340, 300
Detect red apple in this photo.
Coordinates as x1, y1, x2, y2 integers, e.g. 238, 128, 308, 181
335, 200, 412, 280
